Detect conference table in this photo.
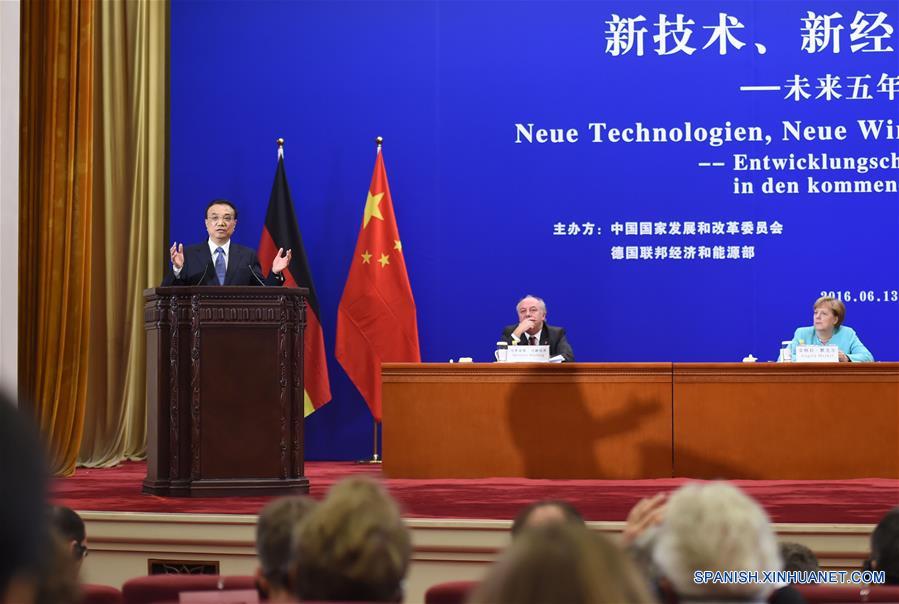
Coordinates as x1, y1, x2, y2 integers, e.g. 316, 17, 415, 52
381, 363, 899, 480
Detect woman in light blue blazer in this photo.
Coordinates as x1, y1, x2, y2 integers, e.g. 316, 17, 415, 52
790, 296, 874, 362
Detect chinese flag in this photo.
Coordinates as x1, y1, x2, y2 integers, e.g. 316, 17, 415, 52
336, 148, 420, 421
258, 147, 332, 415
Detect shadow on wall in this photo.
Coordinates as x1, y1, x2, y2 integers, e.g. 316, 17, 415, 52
505, 375, 668, 479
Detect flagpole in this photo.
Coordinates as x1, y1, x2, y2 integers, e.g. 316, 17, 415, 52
356, 135, 385, 466
356, 420, 382, 465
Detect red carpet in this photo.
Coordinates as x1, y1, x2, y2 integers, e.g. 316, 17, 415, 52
51, 461, 899, 523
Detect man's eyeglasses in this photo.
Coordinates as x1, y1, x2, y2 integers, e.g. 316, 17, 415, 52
73, 542, 89, 560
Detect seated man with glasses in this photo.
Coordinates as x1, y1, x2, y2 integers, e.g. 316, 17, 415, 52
163, 199, 291, 286
49, 506, 88, 570
501, 295, 575, 362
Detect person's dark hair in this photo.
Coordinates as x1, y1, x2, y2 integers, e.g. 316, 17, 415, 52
780, 542, 819, 574
870, 506, 899, 584
511, 500, 585, 537
49, 507, 85, 546
205, 199, 238, 219
0, 393, 49, 597
255, 496, 316, 592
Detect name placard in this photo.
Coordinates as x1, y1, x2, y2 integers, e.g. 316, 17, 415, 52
506, 345, 550, 363
795, 345, 839, 363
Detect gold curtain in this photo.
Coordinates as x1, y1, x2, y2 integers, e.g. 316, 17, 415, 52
19, 0, 95, 476
19, 0, 166, 474
79, 0, 167, 467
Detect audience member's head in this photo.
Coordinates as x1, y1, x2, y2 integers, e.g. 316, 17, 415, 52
48, 506, 87, 572
0, 393, 49, 604
255, 496, 317, 602
869, 506, 899, 584
653, 482, 781, 601
470, 522, 657, 604
291, 477, 411, 602
511, 499, 585, 537
33, 531, 80, 604
780, 542, 819, 574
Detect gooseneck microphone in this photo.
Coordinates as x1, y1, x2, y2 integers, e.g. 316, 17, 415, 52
194, 260, 213, 286
248, 264, 266, 286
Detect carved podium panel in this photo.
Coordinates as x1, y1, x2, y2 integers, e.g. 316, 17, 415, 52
143, 287, 309, 496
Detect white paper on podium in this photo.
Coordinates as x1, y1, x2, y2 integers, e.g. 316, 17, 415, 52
506, 345, 550, 363
795, 344, 839, 363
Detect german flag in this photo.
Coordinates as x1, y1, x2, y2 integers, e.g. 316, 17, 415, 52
258, 144, 331, 415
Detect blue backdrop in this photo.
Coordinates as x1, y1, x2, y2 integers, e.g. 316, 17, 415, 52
170, 0, 899, 460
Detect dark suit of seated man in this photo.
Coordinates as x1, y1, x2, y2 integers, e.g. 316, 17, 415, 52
162, 199, 291, 287
501, 294, 575, 362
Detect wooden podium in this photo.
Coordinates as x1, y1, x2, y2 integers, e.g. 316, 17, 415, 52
143, 286, 309, 496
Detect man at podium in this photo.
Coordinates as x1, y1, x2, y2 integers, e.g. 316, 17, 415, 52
501, 295, 575, 361
162, 200, 291, 286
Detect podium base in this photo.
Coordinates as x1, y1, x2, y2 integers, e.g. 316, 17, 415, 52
142, 477, 310, 497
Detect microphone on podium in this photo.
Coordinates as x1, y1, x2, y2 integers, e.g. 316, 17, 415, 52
248, 264, 266, 286
194, 260, 213, 286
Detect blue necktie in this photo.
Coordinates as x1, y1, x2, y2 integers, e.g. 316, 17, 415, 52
214, 247, 226, 285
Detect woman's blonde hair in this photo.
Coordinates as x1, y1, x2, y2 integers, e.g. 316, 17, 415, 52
291, 477, 411, 603
469, 523, 657, 604
814, 296, 845, 327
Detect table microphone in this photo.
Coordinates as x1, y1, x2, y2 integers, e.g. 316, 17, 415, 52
248, 264, 266, 286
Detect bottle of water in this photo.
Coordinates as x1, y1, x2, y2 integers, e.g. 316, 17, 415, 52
780, 341, 792, 363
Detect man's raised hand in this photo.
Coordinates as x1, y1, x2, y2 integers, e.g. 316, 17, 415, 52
272, 248, 292, 275
170, 242, 184, 269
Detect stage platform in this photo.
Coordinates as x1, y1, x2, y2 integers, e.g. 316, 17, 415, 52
53, 461, 898, 602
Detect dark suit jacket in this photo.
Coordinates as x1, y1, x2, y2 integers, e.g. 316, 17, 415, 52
501, 323, 575, 362
161, 241, 285, 287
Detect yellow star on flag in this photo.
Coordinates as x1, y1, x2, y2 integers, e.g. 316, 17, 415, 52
361, 250, 372, 264
363, 191, 385, 228
378, 253, 390, 267
394, 240, 402, 252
